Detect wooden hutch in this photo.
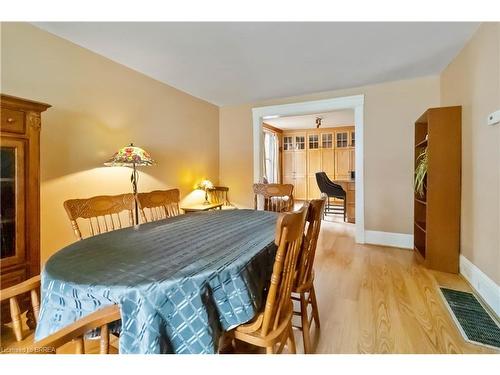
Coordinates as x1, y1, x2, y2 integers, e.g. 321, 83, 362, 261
282, 126, 356, 222
1, 94, 51, 324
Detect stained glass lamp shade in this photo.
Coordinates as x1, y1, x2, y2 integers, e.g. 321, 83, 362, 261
104, 143, 155, 225
104, 144, 154, 167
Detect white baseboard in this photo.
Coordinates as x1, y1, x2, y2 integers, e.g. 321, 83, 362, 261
364, 230, 413, 249
459, 255, 500, 317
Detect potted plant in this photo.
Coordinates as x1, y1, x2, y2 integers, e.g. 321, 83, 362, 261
414, 147, 427, 198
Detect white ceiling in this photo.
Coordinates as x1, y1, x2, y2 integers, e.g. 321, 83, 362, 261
265, 110, 354, 130
33, 22, 479, 106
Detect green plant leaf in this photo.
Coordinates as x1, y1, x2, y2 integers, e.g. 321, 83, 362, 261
414, 147, 427, 197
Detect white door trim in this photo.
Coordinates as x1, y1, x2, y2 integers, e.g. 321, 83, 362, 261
252, 94, 365, 243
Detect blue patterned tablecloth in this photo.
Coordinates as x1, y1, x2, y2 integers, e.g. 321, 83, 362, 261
35, 209, 278, 354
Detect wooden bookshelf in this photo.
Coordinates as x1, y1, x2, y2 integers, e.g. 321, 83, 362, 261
413, 106, 461, 273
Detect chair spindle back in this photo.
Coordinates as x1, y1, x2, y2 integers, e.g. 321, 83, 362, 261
260, 204, 308, 336
136, 188, 181, 223
0, 275, 41, 342
1, 277, 119, 354
63, 194, 135, 240
296, 198, 325, 288
208, 186, 232, 206
34, 304, 121, 354
253, 183, 294, 213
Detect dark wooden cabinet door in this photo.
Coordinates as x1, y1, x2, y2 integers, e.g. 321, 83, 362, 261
0, 137, 26, 269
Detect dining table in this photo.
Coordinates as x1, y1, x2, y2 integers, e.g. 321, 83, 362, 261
34, 209, 279, 354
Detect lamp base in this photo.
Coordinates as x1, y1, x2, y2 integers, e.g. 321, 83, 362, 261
203, 189, 211, 205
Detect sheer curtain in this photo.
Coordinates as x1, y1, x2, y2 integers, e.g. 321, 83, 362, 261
263, 130, 280, 183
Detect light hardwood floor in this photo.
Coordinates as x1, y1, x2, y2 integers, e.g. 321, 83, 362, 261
295, 218, 498, 354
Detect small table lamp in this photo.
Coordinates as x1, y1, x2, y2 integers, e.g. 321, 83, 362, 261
197, 179, 214, 205
104, 143, 155, 225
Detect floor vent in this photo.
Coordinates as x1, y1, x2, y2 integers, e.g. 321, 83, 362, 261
440, 288, 500, 349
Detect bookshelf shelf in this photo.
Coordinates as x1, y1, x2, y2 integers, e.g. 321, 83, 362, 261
415, 197, 427, 206
415, 220, 426, 233
415, 139, 428, 148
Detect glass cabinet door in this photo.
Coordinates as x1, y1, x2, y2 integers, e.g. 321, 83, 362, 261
308, 134, 319, 149
295, 136, 305, 150
336, 132, 348, 148
321, 133, 333, 148
283, 136, 293, 151
0, 139, 25, 265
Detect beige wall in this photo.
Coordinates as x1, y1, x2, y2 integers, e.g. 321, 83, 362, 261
1, 23, 219, 263
441, 23, 500, 284
220, 76, 441, 235
3, 22, 496, 285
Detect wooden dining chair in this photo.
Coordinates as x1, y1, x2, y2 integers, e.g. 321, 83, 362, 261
228, 204, 308, 354
63, 193, 135, 240
0, 277, 119, 354
208, 186, 237, 209
253, 183, 294, 213
292, 198, 325, 353
34, 304, 121, 354
0, 275, 41, 345
136, 188, 181, 223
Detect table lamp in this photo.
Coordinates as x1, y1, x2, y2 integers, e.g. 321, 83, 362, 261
104, 143, 155, 225
197, 179, 214, 205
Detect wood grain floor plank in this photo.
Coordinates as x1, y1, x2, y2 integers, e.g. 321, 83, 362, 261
313, 218, 499, 354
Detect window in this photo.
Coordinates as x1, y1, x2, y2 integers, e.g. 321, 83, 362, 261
308, 134, 319, 149
263, 130, 279, 183
322, 133, 333, 148
295, 136, 305, 150
283, 136, 293, 151
336, 132, 348, 148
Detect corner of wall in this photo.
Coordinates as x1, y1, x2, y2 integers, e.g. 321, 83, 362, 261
459, 255, 500, 318
439, 22, 500, 315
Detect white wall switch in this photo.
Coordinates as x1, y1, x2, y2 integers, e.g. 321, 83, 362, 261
487, 109, 500, 126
